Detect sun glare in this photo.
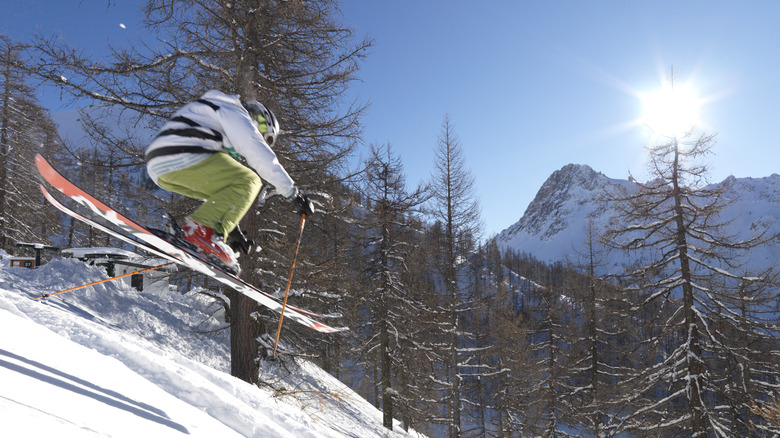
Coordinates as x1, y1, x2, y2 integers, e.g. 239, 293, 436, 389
641, 82, 701, 138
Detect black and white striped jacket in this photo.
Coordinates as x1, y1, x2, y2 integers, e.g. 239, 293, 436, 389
145, 90, 295, 197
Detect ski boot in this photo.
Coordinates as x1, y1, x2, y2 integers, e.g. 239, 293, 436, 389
226, 225, 256, 256
181, 218, 240, 274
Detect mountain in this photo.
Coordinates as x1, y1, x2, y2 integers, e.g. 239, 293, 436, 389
496, 164, 624, 263
0, 254, 420, 437
496, 163, 779, 272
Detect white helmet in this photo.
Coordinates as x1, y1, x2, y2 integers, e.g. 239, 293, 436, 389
242, 100, 280, 146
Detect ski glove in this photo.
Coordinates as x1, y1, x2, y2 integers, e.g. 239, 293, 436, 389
292, 193, 315, 217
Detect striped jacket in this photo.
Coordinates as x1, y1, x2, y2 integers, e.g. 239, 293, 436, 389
145, 90, 296, 197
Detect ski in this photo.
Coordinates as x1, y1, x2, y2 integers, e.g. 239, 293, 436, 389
39, 184, 178, 263
38, 183, 331, 321
35, 154, 345, 333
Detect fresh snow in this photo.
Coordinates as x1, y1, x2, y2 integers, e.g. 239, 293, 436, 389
0, 253, 421, 437
497, 164, 779, 273
60, 247, 141, 259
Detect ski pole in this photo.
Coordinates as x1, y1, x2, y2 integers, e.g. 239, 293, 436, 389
273, 212, 307, 357
33, 262, 175, 300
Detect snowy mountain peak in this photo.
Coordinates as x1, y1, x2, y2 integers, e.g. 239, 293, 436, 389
499, 164, 613, 243
497, 164, 778, 270
722, 173, 780, 204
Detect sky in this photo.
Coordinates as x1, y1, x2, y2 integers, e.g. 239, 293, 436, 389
3, 1, 779, 236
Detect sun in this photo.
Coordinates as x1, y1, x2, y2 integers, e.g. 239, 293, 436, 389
640, 81, 701, 138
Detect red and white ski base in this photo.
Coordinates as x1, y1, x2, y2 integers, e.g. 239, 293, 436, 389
35, 154, 345, 333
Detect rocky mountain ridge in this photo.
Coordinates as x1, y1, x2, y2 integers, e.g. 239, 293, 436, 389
496, 164, 778, 272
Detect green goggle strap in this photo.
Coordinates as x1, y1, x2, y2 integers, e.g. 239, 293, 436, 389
255, 115, 268, 133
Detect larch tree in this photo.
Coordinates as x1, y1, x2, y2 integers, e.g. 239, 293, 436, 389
0, 35, 63, 250
396, 214, 448, 433
355, 142, 428, 430
486, 276, 530, 437
603, 72, 778, 437
566, 220, 634, 437
428, 113, 482, 438
518, 262, 575, 437
26, 0, 371, 384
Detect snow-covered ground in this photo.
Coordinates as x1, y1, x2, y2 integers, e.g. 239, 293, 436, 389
0, 253, 421, 437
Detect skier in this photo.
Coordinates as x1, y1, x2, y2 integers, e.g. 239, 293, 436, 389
144, 90, 313, 272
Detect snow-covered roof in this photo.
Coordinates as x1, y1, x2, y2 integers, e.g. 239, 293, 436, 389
61, 247, 139, 260
61, 247, 174, 271
15, 242, 59, 250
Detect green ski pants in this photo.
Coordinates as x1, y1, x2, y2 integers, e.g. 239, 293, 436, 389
157, 152, 262, 240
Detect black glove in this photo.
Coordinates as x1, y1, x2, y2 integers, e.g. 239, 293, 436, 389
292, 193, 315, 217
226, 226, 255, 255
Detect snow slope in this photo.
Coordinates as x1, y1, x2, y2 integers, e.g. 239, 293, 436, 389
0, 255, 421, 437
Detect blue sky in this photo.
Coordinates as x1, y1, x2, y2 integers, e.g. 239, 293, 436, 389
4, 1, 779, 236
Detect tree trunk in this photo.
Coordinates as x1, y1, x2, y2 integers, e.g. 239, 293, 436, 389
229, 289, 261, 384
381, 316, 393, 429
0, 50, 11, 249
672, 139, 706, 437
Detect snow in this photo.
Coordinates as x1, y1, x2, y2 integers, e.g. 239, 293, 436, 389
0, 253, 421, 437
61, 247, 140, 259
497, 165, 778, 274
